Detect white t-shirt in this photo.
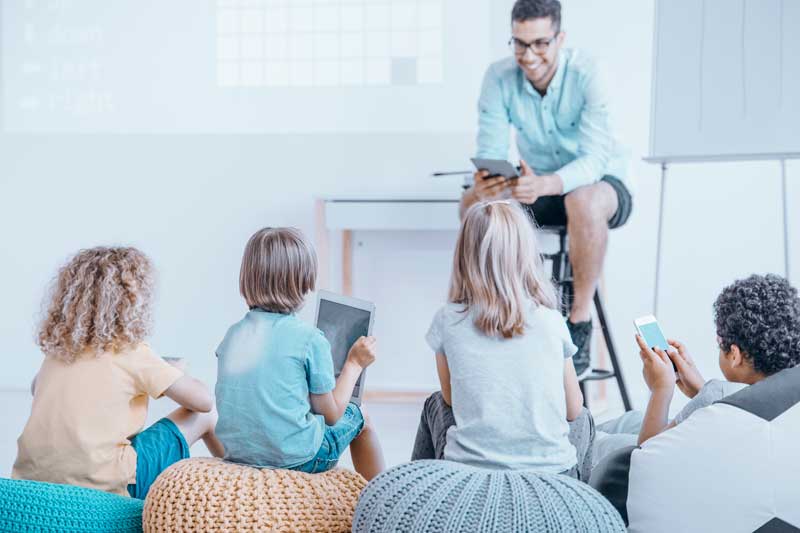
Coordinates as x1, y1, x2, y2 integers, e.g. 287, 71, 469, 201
426, 301, 578, 472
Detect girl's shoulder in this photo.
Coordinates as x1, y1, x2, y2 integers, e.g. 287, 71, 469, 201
527, 303, 566, 324
434, 302, 470, 323
525, 304, 571, 340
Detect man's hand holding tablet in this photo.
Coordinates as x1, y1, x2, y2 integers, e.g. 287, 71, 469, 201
470, 158, 518, 201
508, 160, 565, 205
472, 170, 509, 201
469, 158, 564, 206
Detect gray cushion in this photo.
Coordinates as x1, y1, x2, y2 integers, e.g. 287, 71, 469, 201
353, 460, 626, 533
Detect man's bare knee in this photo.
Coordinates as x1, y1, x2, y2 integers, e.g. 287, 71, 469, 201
565, 183, 616, 223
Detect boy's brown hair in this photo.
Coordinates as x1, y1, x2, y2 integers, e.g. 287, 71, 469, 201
239, 227, 317, 314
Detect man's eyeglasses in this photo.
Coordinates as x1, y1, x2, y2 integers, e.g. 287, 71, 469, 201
509, 35, 559, 55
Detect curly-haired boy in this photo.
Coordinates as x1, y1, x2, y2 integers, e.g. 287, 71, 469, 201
636, 274, 800, 444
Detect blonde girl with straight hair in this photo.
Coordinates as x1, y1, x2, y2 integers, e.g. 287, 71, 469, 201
412, 201, 590, 479
214, 227, 385, 481
13, 246, 224, 499
449, 199, 559, 337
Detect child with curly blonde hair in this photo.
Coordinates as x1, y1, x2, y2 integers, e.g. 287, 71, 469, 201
13, 247, 224, 499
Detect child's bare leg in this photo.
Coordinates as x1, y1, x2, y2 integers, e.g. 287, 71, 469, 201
201, 427, 226, 459
350, 409, 385, 481
166, 405, 225, 458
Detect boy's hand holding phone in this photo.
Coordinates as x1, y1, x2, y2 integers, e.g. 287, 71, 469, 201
636, 334, 676, 393
665, 339, 705, 399
347, 336, 377, 369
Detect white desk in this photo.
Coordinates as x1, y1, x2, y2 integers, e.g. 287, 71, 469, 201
315, 194, 461, 294
314, 192, 565, 293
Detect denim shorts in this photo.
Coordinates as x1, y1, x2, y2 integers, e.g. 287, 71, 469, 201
291, 403, 365, 474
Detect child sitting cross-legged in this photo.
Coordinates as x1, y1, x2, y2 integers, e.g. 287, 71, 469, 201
13, 247, 224, 499
214, 227, 385, 480
411, 200, 593, 480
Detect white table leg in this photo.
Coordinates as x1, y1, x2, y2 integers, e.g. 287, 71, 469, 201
342, 230, 353, 296
314, 199, 331, 290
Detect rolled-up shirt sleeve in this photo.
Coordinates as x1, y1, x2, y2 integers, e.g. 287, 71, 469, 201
475, 65, 511, 160
556, 65, 613, 193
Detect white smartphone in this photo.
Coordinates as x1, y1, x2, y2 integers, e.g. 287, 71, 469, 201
633, 315, 669, 351
634, 315, 676, 370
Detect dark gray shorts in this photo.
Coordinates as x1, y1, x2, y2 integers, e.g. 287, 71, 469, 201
524, 175, 633, 230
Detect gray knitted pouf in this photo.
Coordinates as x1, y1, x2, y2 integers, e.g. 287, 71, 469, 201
352, 460, 626, 533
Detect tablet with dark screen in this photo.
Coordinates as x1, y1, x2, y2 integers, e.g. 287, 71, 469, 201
314, 291, 375, 405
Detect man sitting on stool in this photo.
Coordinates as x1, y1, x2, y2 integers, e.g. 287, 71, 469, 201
461, 0, 633, 379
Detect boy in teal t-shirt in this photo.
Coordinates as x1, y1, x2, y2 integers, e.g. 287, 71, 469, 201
216, 310, 337, 468
214, 227, 384, 480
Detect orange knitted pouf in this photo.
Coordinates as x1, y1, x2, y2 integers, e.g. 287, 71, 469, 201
142, 458, 367, 533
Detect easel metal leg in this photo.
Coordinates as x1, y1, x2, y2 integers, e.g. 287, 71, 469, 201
654, 163, 668, 316
781, 159, 790, 280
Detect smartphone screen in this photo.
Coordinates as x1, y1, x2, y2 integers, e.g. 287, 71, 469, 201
639, 321, 669, 351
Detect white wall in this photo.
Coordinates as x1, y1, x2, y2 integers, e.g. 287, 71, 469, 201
2, 0, 798, 415
0, 131, 472, 388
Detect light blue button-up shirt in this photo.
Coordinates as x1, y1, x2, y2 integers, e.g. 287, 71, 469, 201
476, 49, 630, 194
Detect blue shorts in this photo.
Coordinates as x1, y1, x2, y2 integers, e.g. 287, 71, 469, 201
291, 403, 365, 474
127, 418, 190, 499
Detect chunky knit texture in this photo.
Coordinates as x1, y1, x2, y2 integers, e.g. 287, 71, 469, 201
0, 477, 143, 533
142, 458, 366, 532
353, 460, 626, 533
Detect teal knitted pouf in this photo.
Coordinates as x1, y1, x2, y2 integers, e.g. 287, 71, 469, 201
353, 460, 626, 533
0, 477, 143, 533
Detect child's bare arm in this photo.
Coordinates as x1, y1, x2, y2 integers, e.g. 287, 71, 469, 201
635, 334, 677, 444
563, 359, 584, 421
435, 353, 452, 406
638, 389, 673, 444
164, 376, 214, 413
310, 361, 362, 425
310, 336, 376, 425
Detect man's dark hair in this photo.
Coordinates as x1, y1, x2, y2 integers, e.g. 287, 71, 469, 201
511, 0, 562, 32
714, 274, 800, 376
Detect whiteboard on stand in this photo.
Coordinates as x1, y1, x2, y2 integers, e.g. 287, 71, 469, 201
649, 0, 800, 161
